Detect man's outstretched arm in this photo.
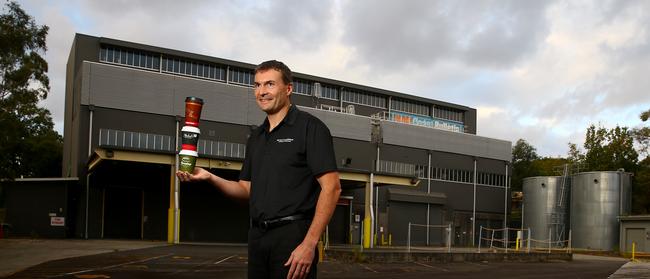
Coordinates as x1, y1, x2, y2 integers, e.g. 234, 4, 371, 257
176, 167, 250, 200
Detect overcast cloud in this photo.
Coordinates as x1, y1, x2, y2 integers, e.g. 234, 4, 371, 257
16, 0, 650, 158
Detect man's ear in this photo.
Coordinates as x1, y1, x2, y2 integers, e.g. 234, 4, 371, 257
286, 83, 293, 96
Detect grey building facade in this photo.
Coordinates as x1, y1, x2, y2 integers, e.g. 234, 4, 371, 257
64, 34, 511, 246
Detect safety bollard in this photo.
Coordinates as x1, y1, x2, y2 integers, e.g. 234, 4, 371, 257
318, 240, 324, 263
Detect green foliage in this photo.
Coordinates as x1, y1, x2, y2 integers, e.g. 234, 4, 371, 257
0, 1, 61, 179
633, 158, 650, 214
511, 139, 539, 191
583, 124, 638, 172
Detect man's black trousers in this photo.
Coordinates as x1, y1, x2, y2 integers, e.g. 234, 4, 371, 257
248, 219, 318, 279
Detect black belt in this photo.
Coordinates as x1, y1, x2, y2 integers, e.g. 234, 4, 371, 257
253, 214, 310, 231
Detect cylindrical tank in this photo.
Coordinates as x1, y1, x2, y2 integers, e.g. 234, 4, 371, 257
523, 176, 569, 247
570, 171, 632, 251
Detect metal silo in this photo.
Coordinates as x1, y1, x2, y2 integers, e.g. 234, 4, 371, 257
570, 171, 632, 251
522, 176, 569, 247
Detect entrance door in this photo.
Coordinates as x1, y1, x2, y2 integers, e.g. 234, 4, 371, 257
328, 205, 350, 244
103, 187, 142, 239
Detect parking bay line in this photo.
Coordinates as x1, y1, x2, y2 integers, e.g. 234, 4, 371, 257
214, 255, 236, 265
413, 261, 449, 272
359, 263, 379, 273
49, 253, 174, 278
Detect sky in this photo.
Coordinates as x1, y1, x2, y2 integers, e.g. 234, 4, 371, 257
15, 0, 650, 158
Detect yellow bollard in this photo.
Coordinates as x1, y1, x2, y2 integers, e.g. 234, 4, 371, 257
632, 242, 636, 261
318, 240, 324, 263
389, 233, 392, 246
516, 238, 520, 251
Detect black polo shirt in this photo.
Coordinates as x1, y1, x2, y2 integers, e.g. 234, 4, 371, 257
239, 105, 337, 222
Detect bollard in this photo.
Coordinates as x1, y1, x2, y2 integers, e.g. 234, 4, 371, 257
318, 240, 324, 263
632, 242, 636, 261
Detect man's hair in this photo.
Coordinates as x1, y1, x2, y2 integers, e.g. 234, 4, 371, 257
255, 60, 292, 85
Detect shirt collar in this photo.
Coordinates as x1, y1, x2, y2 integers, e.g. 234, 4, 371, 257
259, 104, 298, 134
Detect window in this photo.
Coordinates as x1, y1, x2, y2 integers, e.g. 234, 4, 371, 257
161, 55, 227, 81
319, 84, 339, 100
434, 106, 464, 123
390, 98, 430, 116
342, 89, 386, 108
228, 67, 254, 86
100, 45, 160, 71
293, 79, 312, 96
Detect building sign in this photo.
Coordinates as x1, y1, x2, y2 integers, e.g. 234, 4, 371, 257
389, 111, 464, 133
50, 217, 65, 226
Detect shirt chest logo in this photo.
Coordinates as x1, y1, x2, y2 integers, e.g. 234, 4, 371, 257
276, 138, 294, 143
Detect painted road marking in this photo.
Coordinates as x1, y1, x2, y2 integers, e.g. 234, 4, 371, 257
74, 275, 110, 279
50, 253, 173, 278
359, 263, 379, 273
214, 255, 236, 265
413, 261, 449, 272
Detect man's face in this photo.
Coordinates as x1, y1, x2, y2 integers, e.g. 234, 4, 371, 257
254, 69, 292, 115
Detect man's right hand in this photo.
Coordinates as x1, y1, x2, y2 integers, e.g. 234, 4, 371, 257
176, 167, 211, 182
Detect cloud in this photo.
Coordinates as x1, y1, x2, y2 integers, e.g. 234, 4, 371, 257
16, 0, 650, 158
340, 0, 552, 70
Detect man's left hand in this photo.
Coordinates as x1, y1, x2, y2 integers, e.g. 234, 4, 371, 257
284, 242, 315, 279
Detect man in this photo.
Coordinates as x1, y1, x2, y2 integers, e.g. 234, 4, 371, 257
177, 60, 341, 279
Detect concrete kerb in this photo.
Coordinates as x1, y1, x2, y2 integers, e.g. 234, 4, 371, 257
325, 248, 573, 264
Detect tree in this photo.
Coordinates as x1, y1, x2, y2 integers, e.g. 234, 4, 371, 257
633, 109, 650, 158
632, 109, 650, 213
0, 1, 61, 178
567, 142, 584, 164
583, 124, 638, 172
511, 139, 540, 191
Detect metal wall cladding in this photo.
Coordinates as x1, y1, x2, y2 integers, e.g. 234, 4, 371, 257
381, 120, 511, 162
570, 171, 632, 251
522, 176, 568, 246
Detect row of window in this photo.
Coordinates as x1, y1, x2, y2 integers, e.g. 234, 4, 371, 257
161, 56, 226, 81
416, 166, 508, 187
99, 44, 466, 124
228, 67, 254, 86
342, 89, 387, 109
100, 46, 160, 70
434, 107, 464, 123
319, 84, 339, 100
391, 98, 430, 116
293, 79, 313, 96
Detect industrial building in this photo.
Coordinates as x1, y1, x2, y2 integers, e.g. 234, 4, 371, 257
58, 33, 512, 247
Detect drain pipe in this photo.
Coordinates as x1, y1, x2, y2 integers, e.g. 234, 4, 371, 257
617, 168, 625, 215
85, 106, 95, 239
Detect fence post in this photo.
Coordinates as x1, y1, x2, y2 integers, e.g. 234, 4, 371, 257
526, 228, 531, 253
548, 228, 553, 254
569, 230, 571, 253
407, 222, 411, 253
447, 223, 451, 253
505, 227, 509, 254
478, 226, 483, 253
490, 229, 495, 249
